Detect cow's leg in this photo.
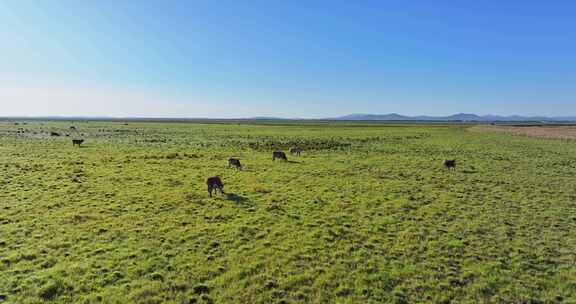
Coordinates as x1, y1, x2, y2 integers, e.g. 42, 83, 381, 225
208, 187, 212, 197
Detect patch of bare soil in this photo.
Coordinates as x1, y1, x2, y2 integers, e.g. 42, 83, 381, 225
469, 125, 576, 140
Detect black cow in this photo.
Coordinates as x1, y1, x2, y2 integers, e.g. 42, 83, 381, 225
273, 151, 287, 161
50, 132, 60, 137
207, 176, 224, 197
443, 159, 457, 170
72, 139, 84, 147
228, 158, 242, 170
289, 146, 301, 156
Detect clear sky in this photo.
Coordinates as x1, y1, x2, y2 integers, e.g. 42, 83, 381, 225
1, 1, 575, 118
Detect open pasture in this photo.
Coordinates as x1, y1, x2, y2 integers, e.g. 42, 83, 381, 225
1, 121, 575, 303
471, 124, 576, 141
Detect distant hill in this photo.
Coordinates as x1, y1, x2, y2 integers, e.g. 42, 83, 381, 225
2, 114, 576, 122
331, 113, 576, 122
249, 116, 293, 120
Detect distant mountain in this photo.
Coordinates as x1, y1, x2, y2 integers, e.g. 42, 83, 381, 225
2, 114, 576, 122
331, 113, 576, 122
249, 116, 293, 120
336, 113, 409, 120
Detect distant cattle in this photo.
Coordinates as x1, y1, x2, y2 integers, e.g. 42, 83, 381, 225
207, 176, 224, 197
70, 126, 77, 131
228, 158, 242, 170
72, 139, 84, 147
273, 151, 287, 161
50, 132, 60, 137
289, 146, 301, 156
443, 159, 457, 170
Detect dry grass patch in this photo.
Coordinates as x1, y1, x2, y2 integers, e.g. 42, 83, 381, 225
469, 124, 576, 140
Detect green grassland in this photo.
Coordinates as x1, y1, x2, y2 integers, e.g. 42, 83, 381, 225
1, 121, 575, 303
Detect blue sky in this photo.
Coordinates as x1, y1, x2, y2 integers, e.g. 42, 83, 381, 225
1, 1, 575, 118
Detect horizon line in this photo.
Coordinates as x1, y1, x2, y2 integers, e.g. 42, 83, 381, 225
1, 112, 576, 121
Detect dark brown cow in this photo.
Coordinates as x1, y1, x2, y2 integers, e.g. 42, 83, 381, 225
72, 139, 84, 147
289, 146, 301, 156
206, 176, 224, 197
228, 158, 242, 170
443, 159, 456, 170
272, 151, 287, 161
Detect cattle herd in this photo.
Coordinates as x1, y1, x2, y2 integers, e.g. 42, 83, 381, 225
208, 148, 297, 197
208, 146, 458, 197
18, 125, 459, 197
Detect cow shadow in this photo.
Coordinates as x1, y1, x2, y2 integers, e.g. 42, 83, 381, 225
226, 193, 249, 204
287, 160, 302, 164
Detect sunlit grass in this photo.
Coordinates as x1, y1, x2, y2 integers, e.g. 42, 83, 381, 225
1, 121, 575, 303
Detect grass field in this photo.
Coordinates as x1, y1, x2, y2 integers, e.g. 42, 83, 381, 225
1, 120, 575, 303
470, 124, 576, 140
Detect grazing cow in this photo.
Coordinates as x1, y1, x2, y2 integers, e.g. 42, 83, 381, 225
228, 158, 242, 170
72, 139, 84, 147
289, 146, 301, 156
50, 132, 60, 137
272, 151, 288, 161
207, 176, 224, 197
443, 159, 457, 170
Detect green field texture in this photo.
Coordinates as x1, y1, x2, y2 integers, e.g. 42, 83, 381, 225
1, 121, 575, 303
